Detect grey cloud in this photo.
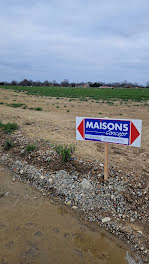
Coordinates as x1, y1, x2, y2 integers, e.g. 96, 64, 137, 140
0, 0, 149, 83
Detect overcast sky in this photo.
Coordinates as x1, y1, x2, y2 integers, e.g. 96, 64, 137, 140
0, 0, 149, 84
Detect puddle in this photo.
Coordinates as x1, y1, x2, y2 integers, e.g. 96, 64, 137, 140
0, 165, 129, 264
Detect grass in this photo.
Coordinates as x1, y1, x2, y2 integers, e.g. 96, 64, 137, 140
7, 103, 25, 108
34, 107, 42, 111
55, 144, 75, 162
25, 144, 37, 152
28, 107, 42, 111
4, 140, 14, 150
0, 122, 19, 134
1, 86, 149, 102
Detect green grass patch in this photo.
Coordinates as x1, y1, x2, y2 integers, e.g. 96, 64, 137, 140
25, 144, 37, 152
4, 139, 14, 150
7, 103, 24, 108
1, 86, 149, 102
55, 144, 75, 162
0, 122, 19, 134
34, 107, 42, 111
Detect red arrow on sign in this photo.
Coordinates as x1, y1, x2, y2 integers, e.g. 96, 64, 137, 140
77, 119, 84, 139
130, 122, 140, 145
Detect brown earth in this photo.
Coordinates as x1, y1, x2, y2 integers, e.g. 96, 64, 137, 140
0, 88, 149, 176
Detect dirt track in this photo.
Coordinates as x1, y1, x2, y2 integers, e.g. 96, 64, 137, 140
0, 88, 149, 176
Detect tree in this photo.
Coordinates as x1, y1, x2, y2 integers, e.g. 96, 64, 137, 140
61, 79, 69, 87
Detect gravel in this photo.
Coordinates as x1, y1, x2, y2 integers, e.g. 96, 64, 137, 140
0, 130, 148, 264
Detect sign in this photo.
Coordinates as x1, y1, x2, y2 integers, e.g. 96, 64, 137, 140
76, 117, 142, 147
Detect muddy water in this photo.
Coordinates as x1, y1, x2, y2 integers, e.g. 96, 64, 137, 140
0, 166, 128, 264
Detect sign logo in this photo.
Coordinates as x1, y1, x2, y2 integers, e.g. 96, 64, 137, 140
76, 117, 142, 147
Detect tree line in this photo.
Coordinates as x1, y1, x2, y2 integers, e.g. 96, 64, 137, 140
0, 79, 148, 88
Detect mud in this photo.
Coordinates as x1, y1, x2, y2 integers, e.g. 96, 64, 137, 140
0, 165, 129, 264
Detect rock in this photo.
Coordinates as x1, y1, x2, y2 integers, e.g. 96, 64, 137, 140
66, 201, 71, 206
72, 206, 78, 210
130, 218, 135, 222
102, 217, 111, 223
137, 231, 143, 235
20, 169, 23, 174
56, 170, 69, 178
48, 178, 53, 184
99, 163, 104, 167
12, 177, 16, 182
46, 157, 51, 162
97, 173, 102, 177
80, 178, 93, 190
40, 175, 45, 180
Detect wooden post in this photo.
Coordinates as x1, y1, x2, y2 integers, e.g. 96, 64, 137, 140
104, 143, 108, 181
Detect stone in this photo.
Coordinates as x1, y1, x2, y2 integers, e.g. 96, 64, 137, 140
20, 169, 23, 174
66, 201, 71, 206
80, 178, 93, 190
137, 231, 143, 235
48, 178, 53, 183
102, 217, 111, 223
46, 157, 51, 162
97, 173, 102, 177
72, 206, 78, 210
12, 177, 16, 182
40, 175, 45, 180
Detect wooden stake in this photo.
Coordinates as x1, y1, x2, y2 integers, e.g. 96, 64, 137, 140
104, 143, 109, 181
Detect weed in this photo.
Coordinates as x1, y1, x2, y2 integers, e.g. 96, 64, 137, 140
98, 112, 102, 114
55, 144, 75, 162
34, 107, 42, 111
22, 105, 27, 109
0, 102, 4, 105
0, 122, 19, 134
66, 109, 70, 112
25, 144, 37, 152
7, 103, 24, 108
4, 140, 14, 150
56, 106, 59, 108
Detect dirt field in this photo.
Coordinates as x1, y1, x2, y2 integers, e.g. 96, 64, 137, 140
0, 88, 149, 176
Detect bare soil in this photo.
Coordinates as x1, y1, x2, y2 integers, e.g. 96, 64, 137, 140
0, 89, 148, 176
